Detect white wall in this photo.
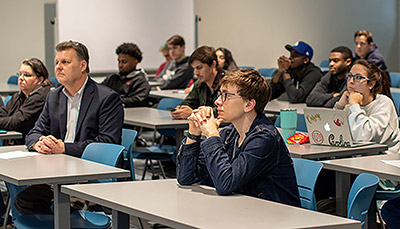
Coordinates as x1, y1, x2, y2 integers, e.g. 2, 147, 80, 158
195, 0, 399, 71
0, 0, 56, 82
0, 0, 399, 83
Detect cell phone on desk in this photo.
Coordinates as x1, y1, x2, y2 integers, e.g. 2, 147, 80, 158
0, 130, 7, 134
166, 107, 176, 112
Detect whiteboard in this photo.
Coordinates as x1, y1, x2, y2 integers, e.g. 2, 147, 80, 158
57, 0, 195, 73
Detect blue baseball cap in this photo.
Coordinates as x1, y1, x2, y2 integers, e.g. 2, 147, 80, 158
285, 41, 313, 61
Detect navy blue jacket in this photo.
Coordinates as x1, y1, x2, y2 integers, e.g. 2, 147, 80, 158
177, 114, 301, 207
26, 77, 124, 157
354, 44, 389, 77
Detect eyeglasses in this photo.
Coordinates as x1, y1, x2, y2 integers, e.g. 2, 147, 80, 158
16, 72, 36, 78
345, 73, 369, 83
217, 91, 241, 102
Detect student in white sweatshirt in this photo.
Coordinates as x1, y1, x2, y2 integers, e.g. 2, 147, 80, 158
335, 59, 400, 154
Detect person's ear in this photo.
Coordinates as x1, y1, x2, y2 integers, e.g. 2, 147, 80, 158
80, 60, 87, 73
304, 57, 310, 64
368, 81, 376, 90
38, 76, 44, 84
244, 99, 256, 112
211, 60, 217, 69
345, 58, 352, 68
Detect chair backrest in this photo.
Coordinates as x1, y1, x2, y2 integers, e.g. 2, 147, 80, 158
320, 60, 329, 68
81, 142, 125, 183
392, 92, 400, 117
257, 68, 277, 78
347, 173, 379, 227
238, 66, 255, 70
121, 128, 138, 180
390, 72, 400, 88
292, 158, 323, 210
3, 95, 12, 106
49, 77, 61, 87
157, 98, 183, 137
274, 113, 308, 132
7, 75, 18, 85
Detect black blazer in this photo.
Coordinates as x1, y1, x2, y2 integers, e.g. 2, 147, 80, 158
26, 77, 124, 157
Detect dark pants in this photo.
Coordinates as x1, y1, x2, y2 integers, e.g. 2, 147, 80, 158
14, 184, 53, 215
382, 196, 400, 229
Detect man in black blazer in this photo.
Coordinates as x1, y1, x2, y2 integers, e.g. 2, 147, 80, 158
15, 41, 124, 215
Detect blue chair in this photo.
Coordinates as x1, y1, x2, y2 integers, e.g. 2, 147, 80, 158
3, 95, 12, 106
257, 68, 277, 78
320, 60, 329, 68
7, 75, 18, 85
392, 92, 400, 116
121, 128, 138, 180
14, 143, 125, 229
238, 66, 255, 70
49, 77, 61, 87
347, 173, 379, 228
133, 98, 183, 179
274, 113, 308, 132
390, 72, 400, 88
292, 158, 323, 211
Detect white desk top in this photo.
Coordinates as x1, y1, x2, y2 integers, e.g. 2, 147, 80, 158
124, 107, 188, 129
0, 131, 23, 140
0, 145, 130, 186
149, 89, 187, 100
0, 83, 19, 95
265, 99, 309, 114
288, 143, 387, 159
322, 154, 400, 181
62, 179, 360, 229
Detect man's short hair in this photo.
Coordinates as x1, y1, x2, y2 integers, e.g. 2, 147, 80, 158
330, 46, 353, 62
220, 69, 271, 114
56, 41, 90, 73
354, 30, 373, 44
188, 46, 217, 67
116, 43, 143, 63
167, 35, 185, 46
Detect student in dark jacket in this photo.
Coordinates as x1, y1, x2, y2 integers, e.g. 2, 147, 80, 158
270, 41, 322, 103
353, 30, 389, 78
177, 69, 300, 207
102, 42, 150, 107
171, 46, 224, 119
0, 58, 52, 145
306, 46, 352, 107
157, 35, 193, 89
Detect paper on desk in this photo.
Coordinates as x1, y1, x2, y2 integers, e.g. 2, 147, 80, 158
0, 151, 41, 159
381, 160, 400, 169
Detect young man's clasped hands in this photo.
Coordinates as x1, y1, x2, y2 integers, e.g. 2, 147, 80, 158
186, 106, 223, 143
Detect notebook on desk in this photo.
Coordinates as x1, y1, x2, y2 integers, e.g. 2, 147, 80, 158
303, 108, 373, 147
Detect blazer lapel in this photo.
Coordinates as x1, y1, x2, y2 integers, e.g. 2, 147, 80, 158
75, 78, 95, 139
59, 91, 67, 140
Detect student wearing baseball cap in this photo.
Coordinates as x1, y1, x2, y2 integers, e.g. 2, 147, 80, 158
270, 41, 322, 103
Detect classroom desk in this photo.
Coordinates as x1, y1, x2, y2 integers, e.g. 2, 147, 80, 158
0, 131, 23, 140
322, 154, 400, 218
124, 107, 189, 148
149, 89, 187, 100
264, 99, 309, 114
0, 83, 19, 95
62, 179, 360, 229
0, 145, 130, 229
287, 143, 387, 160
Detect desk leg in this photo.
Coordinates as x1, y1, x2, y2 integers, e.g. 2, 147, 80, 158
176, 129, 184, 149
54, 184, 70, 229
336, 171, 351, 217
112, 209, 129, 229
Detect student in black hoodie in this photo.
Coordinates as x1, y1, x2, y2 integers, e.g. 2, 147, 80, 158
102, 42, 150, 107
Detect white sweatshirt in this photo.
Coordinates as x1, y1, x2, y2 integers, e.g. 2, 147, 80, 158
344, 94, 400, 154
